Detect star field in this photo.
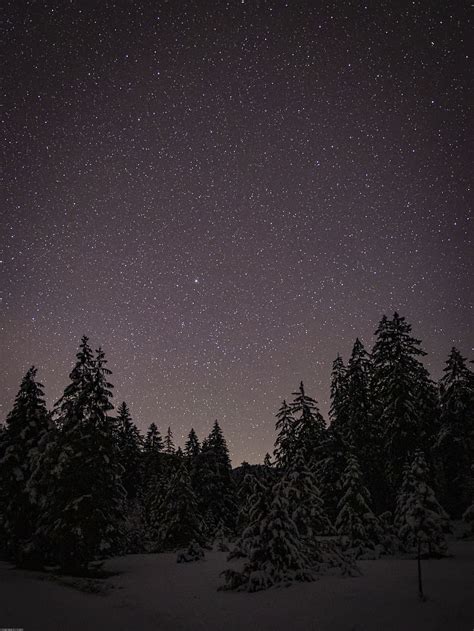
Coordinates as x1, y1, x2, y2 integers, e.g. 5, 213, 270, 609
1, 1, 472, 464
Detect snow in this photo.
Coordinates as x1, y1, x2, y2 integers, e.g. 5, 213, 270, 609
1, 540, 473, 631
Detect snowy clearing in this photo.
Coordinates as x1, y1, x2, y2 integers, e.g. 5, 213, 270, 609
1, 540, 473, 631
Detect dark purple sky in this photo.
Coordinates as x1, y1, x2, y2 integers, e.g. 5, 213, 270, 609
1, 1, 472, 464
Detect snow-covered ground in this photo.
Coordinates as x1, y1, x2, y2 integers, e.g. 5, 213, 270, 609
1, 540, 473, 631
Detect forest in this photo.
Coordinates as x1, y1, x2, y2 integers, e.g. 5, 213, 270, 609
1, 312, 473, 594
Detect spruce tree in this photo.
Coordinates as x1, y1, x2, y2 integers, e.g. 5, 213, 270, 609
116, 402, 142, 500
371, 313, 432, 496
345, 339, 384, 511
142, 423, 164, 488
329, 354, 348, 437
273, 399, 297, 468
221, 476, 316, 591
141, 423, 166, 533
164, 426, 175, 454
184, 428, 201, 459
115, 402, 143, 552
144, 422, 164, 454
395, 450, 448, 599
314, 426, 347, 521
335, 450, 382, 558
157, 462, 204, 550
0, 367, 51, 565
37, 340, 125, 573
229, 472, 265, 558
290, 382, 327, 465
436, 348, 474, 517
283, 448, 333, 547
395, 450, 448, 559
197, 421, 236, 531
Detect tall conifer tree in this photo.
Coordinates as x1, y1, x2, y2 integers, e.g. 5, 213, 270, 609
436, 348, 474, 516
371, 313, 431, 496
273, 400, 297, 468
37, 340, 125, 573
0, 367, 51, 565
290, 382, 326, 465
116, 402, 142, 500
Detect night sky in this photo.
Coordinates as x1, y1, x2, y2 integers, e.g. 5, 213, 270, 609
1, 1, 472, 464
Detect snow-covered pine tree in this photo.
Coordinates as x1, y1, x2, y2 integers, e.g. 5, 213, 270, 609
213, 519, 231, 551
283, 448, 333, 548
290, 382, 327, 466
314, 426, 347, 521
371, 313, 432, 498
0, 367, 52, 566
157, 462, 204, 550
115, 401, 142, 500
220, 474, 316, 592
176, 539, 205, 563
395, 450, 448, 559
273, 399, 297, 469
230, 471, 261, 557
37, 339, 125, 573
436, 347, 474, 517
335, 449, 383, 558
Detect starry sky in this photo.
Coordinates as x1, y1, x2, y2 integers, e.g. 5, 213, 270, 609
1, 1, 472, 464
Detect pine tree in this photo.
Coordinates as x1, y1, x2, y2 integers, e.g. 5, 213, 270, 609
395, 450, 448, 559
290, 382, 327, 465
184, 428, 201, 459
142, 422, 164, 486
345, 339, 384, 511
371, 313, 432, 496
141, 423, 166, 534
273, 399, 297, 468
164, 426, 175, 454
220, 475, 316, 591
197, 421, 236, 531
37, 340, 125, 573
116, 402, 142, 500
283, 449, 333, 547
0, 367, 51, 566
329, 355, 348, 437
157, 462, 204, 550
314, 426, 347, 521
230, 472, 261, 556
144, 422, 164, 454
115, 402, 143, 552
436, 348, 474, 517
345, 340, 372, 448
395, 450, 448, 599
335, 450, 382, 558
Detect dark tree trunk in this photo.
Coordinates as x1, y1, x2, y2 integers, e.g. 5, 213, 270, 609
417, 540, 424, 601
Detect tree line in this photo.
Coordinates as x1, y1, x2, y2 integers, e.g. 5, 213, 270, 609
0, 312, 473, 593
